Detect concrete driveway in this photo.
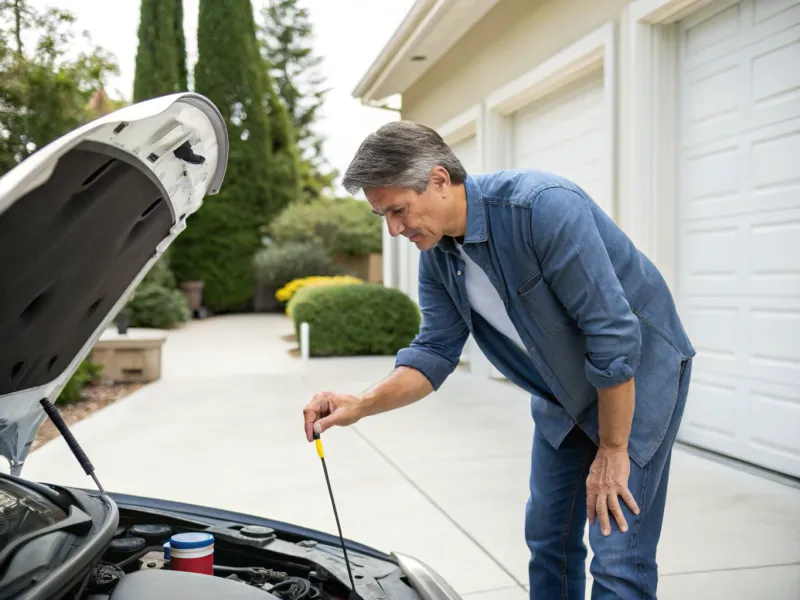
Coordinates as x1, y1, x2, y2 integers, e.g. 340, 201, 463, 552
24, 315, 800, 599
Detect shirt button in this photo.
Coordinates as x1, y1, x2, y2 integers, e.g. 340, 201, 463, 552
456, 271, 462, 276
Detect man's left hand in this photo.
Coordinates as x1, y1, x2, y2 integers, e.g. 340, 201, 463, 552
586, 448, 641, 536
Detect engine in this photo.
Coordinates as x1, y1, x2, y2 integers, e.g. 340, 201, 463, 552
81, 521, 337, 600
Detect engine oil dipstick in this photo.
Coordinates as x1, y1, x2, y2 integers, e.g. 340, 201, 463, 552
313, 431, 362, 600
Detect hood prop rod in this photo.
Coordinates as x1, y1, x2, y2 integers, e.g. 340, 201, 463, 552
313, 432, 361, 600
39, 398, 105, 495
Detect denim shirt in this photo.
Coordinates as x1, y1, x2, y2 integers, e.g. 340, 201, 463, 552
395, 169, 696, 468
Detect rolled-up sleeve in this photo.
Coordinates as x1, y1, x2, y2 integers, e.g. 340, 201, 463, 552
530, 185, 641, 388
395, 256, 470, 390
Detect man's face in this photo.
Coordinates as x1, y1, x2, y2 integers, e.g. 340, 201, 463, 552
364, 172, 449, 251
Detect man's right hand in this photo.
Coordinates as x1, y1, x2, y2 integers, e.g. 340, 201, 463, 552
303, 391, 365, 442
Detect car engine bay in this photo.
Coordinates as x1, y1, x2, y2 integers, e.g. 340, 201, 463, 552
0, 476, 420, 600
83, 515, 403, 600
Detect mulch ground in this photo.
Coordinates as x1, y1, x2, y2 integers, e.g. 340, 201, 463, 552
31, 382, 144, 452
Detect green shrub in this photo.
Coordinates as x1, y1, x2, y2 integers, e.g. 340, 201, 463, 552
253, 239, 335, 290
141, 253, 177, 289
57, 360, 103, 405
268, 197, 382, 256
290, 283, 421, 356
126, 283, 191, 329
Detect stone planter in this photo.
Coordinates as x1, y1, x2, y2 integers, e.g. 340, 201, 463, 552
90, 327, 166, 384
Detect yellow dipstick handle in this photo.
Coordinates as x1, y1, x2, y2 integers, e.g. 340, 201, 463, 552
314, 435, 324, 459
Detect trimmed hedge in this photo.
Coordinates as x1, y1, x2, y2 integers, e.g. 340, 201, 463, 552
290, 283, 421, 356
277, 275, 363, 315
127, 283, 191, 329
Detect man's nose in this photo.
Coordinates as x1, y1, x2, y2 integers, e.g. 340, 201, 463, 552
387, 215, 405, 237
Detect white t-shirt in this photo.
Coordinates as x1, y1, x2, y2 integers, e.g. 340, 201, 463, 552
454, 241, 526, 350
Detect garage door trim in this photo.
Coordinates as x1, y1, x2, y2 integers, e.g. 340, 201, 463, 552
437, 104, 482, 147
483, 23, 616, 221
620, 0, 726, 292
486, 23, 615, 117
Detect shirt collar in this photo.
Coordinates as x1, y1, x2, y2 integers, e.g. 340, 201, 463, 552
438, 174, 487, 253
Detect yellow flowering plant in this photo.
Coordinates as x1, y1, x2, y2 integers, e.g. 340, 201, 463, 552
277, 275, 364, 316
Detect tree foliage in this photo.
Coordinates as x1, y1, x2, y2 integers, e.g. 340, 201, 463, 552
170, 0, 300, 312
0, 1, 119, 175
267, 196, 383, 256
132, 0, 188, 102
258, 0, 336, 202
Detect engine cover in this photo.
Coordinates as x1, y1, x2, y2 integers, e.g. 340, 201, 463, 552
108, 569, 278, 599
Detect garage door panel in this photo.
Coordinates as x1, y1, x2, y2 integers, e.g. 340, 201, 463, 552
450, 135, 480, 174
681, 0, 744, 67
751, 28, 800, 103
511, 72, 610, 215
683, 63, 742, 128
680, 208, 800, 296
678, 0, 800, 476
754, 0, 800, 23
752, 119, 800, 193
681, 375, 800, 476
683, 294, 800, 386
748, 386, 800, 462
680, 222, 740, 287
682, 120, 800, 220
748, 211, 800, 282
682, 374, 741, 439
749, 305, 800, 388
681, 24, 800, 149
681, 0, 800, 71
681, 144, 740, 219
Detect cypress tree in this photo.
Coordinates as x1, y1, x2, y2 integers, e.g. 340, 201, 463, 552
132, 0, 188, 102
259, 0, 336, 202
264, 64, 301, 223
173, 0, 188, 91
169, 0, 281, 312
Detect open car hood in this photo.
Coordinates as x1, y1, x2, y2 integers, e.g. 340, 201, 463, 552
0, 93, 228, 475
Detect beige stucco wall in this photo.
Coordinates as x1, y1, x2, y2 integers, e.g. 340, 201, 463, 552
402, 0, 632, 127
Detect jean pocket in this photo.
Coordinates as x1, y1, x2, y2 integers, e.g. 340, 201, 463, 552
517, 274, 571, 337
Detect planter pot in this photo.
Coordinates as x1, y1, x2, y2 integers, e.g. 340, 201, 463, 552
180, 280, 205, 317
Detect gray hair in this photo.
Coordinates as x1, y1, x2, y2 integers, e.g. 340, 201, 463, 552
342, 120, 468, 195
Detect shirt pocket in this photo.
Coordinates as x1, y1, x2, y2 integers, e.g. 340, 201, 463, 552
516, 272, 571, 337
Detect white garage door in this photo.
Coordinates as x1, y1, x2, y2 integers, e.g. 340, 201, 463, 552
511, 70, 611, 216
676, 0, 800, 477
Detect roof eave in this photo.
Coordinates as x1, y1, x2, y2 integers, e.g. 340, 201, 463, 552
352, 0, 503, 105
351, 0, 438, 104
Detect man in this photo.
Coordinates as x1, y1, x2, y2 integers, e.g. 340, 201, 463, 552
302, 121, 695, 599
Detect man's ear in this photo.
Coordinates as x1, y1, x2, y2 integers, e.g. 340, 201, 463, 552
430, 166, 450, 191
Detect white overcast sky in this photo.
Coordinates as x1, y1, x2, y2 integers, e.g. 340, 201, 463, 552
29, 0, 416, 195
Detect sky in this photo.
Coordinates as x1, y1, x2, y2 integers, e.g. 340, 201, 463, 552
28, 0, 416, 196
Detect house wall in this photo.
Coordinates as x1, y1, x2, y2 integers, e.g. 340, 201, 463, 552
381, 0, 800, 479
402, 0, 630, 127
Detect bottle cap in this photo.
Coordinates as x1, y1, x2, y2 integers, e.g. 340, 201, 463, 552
169, 532, 214, 550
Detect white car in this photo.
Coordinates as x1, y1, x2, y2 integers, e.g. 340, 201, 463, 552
0, 93, 459, 600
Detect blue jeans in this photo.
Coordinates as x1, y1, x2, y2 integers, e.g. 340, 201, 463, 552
525, 359, 692, 599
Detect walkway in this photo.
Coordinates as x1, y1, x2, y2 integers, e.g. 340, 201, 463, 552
24, 314, 800, 599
